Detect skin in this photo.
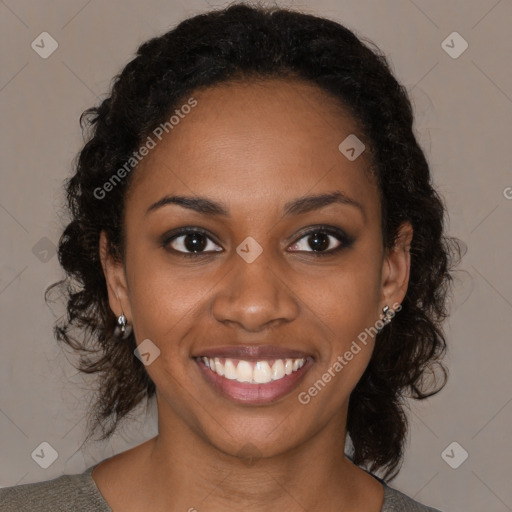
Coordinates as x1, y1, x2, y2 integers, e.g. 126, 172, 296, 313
95, 78, 413, 512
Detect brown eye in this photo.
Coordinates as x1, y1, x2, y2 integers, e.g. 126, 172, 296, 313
162, 228, 222, 257
288, 226, 354, 256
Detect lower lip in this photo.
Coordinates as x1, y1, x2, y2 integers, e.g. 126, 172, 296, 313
194, 357, 314, 405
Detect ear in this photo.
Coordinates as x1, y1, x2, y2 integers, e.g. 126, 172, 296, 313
99, 230, 131, 320
379, 221, 413, 312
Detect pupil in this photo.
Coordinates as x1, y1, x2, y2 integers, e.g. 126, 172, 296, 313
185, 233, 206, 252
309, 232, 329, 251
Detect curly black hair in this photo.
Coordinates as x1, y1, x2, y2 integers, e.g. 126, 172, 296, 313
46, 2, 465, 481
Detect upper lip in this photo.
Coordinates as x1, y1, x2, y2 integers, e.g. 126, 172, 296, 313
193, 345, 314, 361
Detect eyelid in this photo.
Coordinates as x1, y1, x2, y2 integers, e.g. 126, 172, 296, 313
161, 225, 354, 257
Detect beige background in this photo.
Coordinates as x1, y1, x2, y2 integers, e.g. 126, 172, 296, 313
1, 1, 511, 511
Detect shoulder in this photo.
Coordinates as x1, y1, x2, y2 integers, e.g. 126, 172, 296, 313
381, 484, 443, 512
0, 465, 111, 512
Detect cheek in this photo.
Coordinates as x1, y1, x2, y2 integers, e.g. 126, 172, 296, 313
126, 256, 197, 393
127, 229, 179, 294
125, 246, 193, 345
320, 260, 381, 332
308, 278, 381, 404
313, 253, 382, 372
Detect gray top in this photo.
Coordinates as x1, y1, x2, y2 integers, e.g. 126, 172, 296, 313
0, 463, 442, 511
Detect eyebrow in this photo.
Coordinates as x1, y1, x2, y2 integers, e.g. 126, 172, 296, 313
145, 190, 364, 218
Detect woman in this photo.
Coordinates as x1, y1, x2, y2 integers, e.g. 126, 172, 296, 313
0, 3, 463, 511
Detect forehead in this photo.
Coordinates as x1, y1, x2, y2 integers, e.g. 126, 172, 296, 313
126, 78, 379, 221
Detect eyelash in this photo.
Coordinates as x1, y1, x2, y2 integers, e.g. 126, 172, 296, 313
161, 225, 355, 259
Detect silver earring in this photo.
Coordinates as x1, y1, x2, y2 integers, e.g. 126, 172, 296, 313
381, 305, 393, 325
377, 305, 394, 333
114, 312, 132, 339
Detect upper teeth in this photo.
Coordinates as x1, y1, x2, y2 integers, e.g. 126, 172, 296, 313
200, 357, 307, 384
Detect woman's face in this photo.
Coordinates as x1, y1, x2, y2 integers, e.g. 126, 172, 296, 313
101, 78, 412, 458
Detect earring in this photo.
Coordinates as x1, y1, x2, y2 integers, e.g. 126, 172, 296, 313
114, 312, 132, 339
377, 305, 395, 333
381, 305, 393, 325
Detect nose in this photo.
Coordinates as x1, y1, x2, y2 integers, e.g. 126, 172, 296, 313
211, 250, 299, 333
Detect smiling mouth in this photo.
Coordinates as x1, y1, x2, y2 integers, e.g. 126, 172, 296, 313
194, 354, 315, 405
196, 356, 308, 384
